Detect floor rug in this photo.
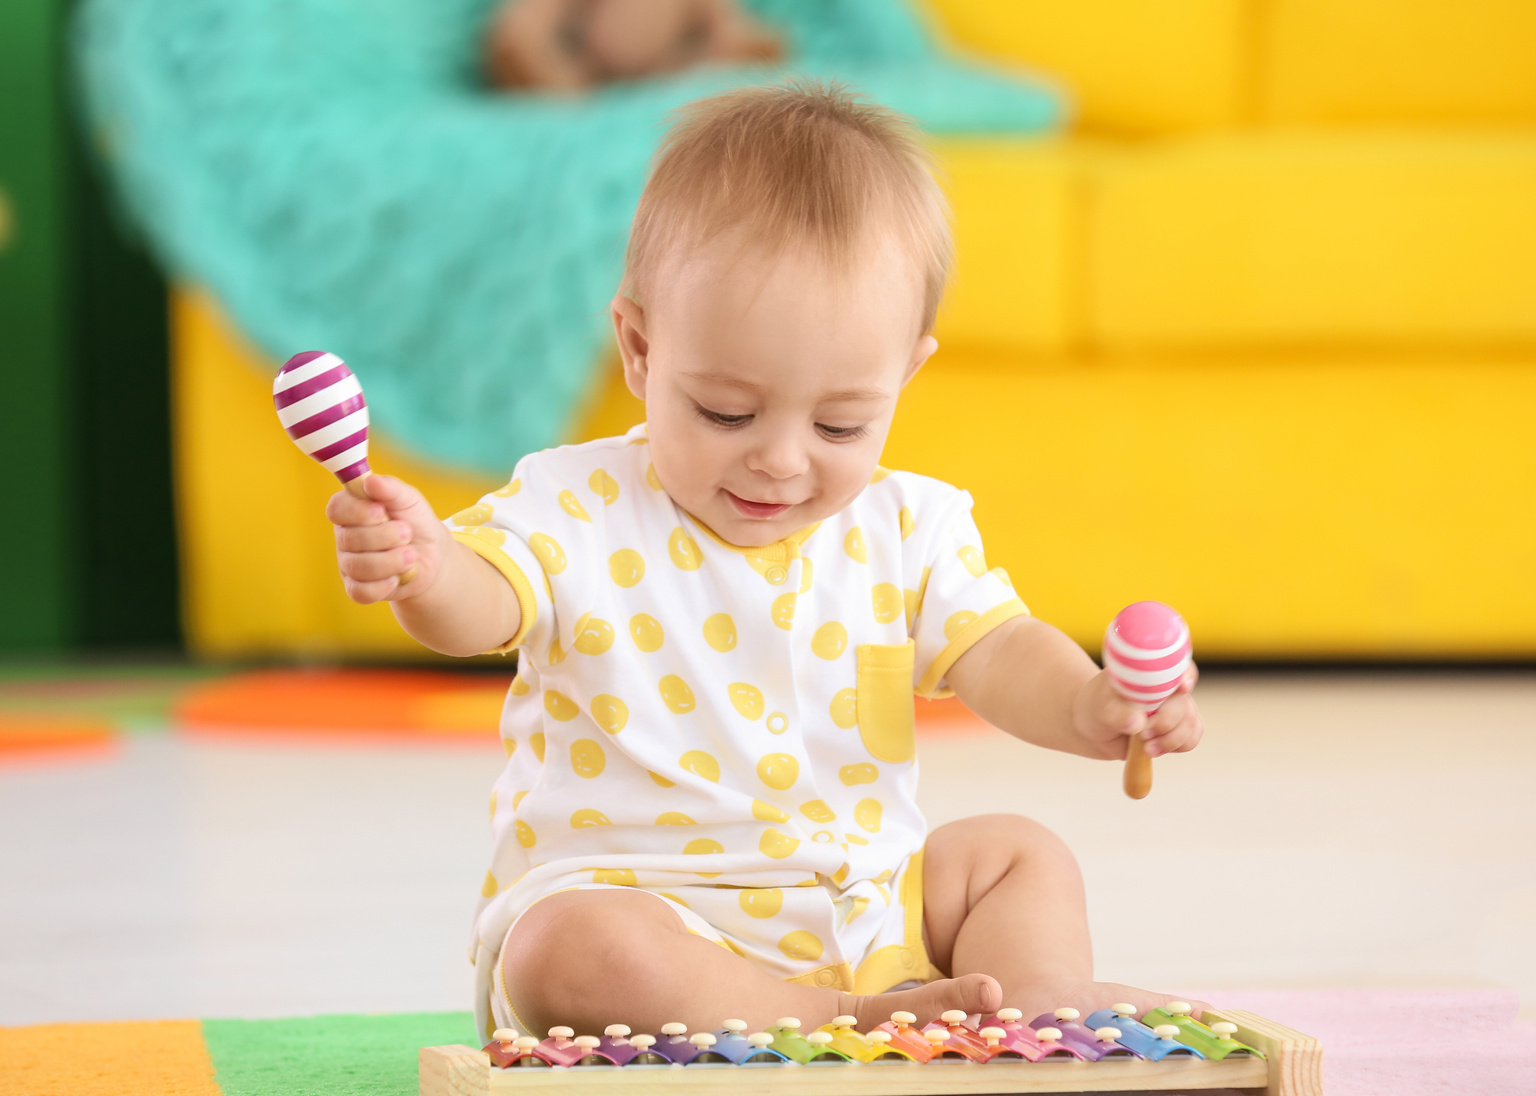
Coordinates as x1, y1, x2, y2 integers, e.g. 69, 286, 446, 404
5, 991, 1532, 1095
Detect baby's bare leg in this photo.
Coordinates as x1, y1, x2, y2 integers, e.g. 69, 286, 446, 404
922, 814, 1210, 1019
503, 888, 1000, 1035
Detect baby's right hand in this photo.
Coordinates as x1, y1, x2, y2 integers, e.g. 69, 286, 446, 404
326, 474, 447, 603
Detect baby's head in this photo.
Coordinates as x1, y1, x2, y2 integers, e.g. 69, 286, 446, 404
612, 79, 951, 547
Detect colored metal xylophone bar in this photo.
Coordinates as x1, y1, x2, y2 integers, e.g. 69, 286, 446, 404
419, 1001, 1322, 1096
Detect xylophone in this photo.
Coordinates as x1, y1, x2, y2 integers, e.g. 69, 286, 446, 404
420, 1001, 1321, 1096
1103, 601, 1194, 800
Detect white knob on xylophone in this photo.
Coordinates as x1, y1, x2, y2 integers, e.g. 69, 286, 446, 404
831, 1015, 858, 1028
940, 1009, 967, 1024
806, 1032, 833, 1047
690, 1033, 716, 1048
1095, 1027, 1122, 1043
574, 1036, 600, 1050
980, 1027, 1004, 1047
1036, 1027, 1062, 1042
629, 1034, 656, 1051
1053, 1007, 1080, 1021
1111, 1003, 1137, 1018
604, 1024, 631, 1038
514, 1036, 539, 1051
867, 1031, 892, 1045
492, 1028, 518, 1042
996, 1008, 1022, 1022
924, 1029, 950, 1043
1167, 1001, 1192, 1016
721, 1019, 747, 1033
661, 1022, 687, 1036
747, 1033, 775, 1048
775, 1017, 801, 1030
1211, 1022, 1238, 1039
548, 1026, 574, 1040
1153, 1025, 1181, 1040
890, 1011, 916, 1025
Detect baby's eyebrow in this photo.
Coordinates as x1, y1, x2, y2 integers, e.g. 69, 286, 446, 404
681, 371, 888, 402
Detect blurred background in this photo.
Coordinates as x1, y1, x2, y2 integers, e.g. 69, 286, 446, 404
2, 0, 1534, 1091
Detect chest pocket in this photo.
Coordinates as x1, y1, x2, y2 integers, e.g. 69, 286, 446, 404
856, 640, 916, 763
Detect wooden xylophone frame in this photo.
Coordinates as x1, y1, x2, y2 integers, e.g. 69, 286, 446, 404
419, 1008, 1322, 1096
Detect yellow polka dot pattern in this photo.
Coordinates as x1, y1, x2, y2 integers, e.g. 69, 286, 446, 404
501, 737, 516, 759
570, 808, 610, 827
945, 610, 979, 641
899, 506, 915, 539
759, 827, 800, 859
569, 739, 605, 778
756, 752, 799, 791
530, 733, 546, 762
529, 533, 566, 574
958, 544, 987, 577
702, 613, 736, 652
608, 549, 644, 587
645, 462, 662, 490
799, 799, 836, 822
812, 622, 847, 660
871, 583, 902, 624
544, 691, 578, 721
728, 682, 764, 720
799, 558, 815, 593
839, 762, 878, 785
451, 503, 493, 526
509, 676, 530, 696
751, 799, 789, 822
593, 868, 636, 886
488, 791, 498, 819
481, 871, 499, 897
492, 477, 521, 497
830, 688, 858, 729
649, 770, 676, 788
548, 636, 567, 665
512, 790, 529, 809
766, 712, 788, 734
854, 798, 883, 832
516, 820, 536, 847
771, 592, 797, 631
589, 694, 628, 734
778, 929, 823, 960
461, 525, 506, 548
843, 527, 867, 563
684, 837, 723, 856
559, 490, 591, 522
659, 674, 695, 714
588, 468, 620, 505
656, 811, 696, 825
668, 528, 703, 570
679, 750, 720, 782
739, 888, 783, 918
573, 613, 615, 655
629, 613, 664, 652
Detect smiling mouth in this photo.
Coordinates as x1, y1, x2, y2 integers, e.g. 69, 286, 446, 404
727, 491, 793, 519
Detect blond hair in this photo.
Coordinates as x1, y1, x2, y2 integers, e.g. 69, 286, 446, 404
622, 78, 952, 334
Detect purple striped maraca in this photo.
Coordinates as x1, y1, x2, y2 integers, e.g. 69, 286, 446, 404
273, 350, 372, 496
1102, 601, 1192, 800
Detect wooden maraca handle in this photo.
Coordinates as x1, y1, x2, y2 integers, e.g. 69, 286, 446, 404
343, 471, 417, 586
1122, 734, 1152, 799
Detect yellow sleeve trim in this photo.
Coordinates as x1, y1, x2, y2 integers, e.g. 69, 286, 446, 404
915, 597, 1029, 699
452, 530, 538, 654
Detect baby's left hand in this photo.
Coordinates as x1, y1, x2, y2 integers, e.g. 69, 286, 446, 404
1072, 665, 1203, 760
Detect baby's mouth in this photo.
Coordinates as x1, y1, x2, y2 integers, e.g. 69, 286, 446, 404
726, 491, 793, 519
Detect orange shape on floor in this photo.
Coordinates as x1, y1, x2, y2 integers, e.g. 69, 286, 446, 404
0, 713, 117, 763
175, 668, 509, 743
0, 1018, 221, 1096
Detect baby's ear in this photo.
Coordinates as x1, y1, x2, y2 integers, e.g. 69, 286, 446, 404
610, 294, 651, 398
903, 334, 938, 387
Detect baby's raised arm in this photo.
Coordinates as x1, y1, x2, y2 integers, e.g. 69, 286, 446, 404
328, 474, 520, 657
945, 614, 1202, 761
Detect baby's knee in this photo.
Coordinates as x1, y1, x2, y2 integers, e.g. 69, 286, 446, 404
503, 890, 678, 1027
940, 813, 1080, 875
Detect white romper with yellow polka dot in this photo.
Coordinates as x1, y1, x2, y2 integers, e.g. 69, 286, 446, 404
454, 425, 1026, 1039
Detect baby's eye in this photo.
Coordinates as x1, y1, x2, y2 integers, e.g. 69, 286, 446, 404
817, 423, 870, 441
695, 405, 753, 428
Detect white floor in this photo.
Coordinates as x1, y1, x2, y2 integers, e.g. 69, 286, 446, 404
2, 672, 1533, 1026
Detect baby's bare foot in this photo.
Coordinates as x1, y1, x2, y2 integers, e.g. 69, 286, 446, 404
846, 974, 1002, 1031
1020, 979, 1213, 1023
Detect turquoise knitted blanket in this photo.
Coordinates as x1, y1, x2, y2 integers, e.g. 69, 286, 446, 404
76, 0, 1062, 474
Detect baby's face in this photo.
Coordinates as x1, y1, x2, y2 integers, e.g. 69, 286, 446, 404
615, 237, 937, 547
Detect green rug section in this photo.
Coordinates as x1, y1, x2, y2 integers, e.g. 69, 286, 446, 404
202, 1012, 476, 1096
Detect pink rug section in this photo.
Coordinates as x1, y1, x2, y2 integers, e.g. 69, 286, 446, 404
1195, 988, 1535, 1095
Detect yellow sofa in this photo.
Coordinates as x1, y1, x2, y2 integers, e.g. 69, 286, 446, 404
174, 1, 1536, 659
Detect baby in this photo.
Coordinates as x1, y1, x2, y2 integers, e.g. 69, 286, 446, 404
327, 80, 1206, 1043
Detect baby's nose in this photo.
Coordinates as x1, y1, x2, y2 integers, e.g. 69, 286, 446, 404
746, 433, 809, 479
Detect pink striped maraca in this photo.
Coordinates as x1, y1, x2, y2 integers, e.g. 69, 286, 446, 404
1102, 601, 1192, 800
273, 350, 415, 584
273, 350, 373, 494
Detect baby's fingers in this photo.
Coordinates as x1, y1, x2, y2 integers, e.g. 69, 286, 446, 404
326, 488, 387, 527
338, 546, 417, 586
1143, 694, 1203, 756
335, 520, 413, 553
